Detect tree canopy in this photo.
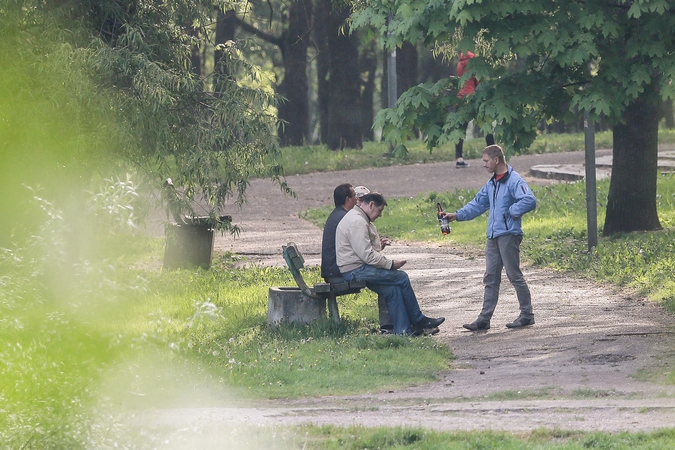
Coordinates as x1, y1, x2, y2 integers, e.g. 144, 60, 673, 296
352, 0, 675, 233
1, 0, 285, 239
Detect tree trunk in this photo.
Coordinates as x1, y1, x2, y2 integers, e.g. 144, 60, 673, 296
360, 37, 377, 141
603, 90, 662, 235
187, 24, 201, 76
325, 2, 362, 150
314, 0, 330, 145
397, 42, 417, 96
214, 9, 237, 77
277, 0, 311, 146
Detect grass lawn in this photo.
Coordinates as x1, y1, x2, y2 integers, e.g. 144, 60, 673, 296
4, 130, 675, 447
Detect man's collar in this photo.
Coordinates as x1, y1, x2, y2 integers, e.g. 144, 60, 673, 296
355, 205, 371, 222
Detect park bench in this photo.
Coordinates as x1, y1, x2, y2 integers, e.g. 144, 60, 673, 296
282, 242, 366, 323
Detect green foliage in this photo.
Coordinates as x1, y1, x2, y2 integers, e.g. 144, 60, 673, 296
352, 0, 675, 156
2, 0, 284, 236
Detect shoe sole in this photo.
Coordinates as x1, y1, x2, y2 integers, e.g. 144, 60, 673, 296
463, 324, 490, 331
505, 321, 534, 329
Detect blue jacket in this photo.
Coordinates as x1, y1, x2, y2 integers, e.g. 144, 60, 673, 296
456, 165, 536, 238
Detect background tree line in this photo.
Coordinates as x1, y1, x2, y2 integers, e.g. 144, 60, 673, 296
207, 0, 674, 152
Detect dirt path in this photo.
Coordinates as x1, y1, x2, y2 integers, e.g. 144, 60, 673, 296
146, 150, 675, 435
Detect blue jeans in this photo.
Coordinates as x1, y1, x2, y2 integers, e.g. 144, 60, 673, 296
342, 264, 424, 334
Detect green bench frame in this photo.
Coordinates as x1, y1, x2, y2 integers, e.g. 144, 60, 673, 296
282, 242, 366, 323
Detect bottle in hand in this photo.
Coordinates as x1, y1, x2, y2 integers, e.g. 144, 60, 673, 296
436, 202, 451, 235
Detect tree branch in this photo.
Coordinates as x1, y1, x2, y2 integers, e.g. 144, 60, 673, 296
234, 17, 283, 48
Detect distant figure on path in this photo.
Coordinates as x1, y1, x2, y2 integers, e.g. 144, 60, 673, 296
455, 51, 495, 168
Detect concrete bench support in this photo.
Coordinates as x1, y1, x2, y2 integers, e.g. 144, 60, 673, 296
267, 242, 365, 325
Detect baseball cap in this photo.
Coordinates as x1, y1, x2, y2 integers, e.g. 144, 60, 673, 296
354, 185, 370, 198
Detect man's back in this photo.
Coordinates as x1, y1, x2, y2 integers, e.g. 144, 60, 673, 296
320, 206, 347, 280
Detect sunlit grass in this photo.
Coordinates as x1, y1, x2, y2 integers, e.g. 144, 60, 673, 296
299, 425, 675, 449
120, 264, 451, 399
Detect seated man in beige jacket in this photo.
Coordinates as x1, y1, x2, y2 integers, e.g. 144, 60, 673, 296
336, 192, 445, 335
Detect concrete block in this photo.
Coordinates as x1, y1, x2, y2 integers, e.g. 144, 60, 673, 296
267, 287, 326, 325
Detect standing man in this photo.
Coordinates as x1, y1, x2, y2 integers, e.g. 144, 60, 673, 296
321, 184, 394, 333
442, 145, 536, 330
336, 192, 445, 335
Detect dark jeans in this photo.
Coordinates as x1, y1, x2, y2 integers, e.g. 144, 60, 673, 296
455, 122, 495, 159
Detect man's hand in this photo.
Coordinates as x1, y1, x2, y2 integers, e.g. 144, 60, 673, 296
442, 212, 458, 222
392, 260, 407, 270
380, 238, 390, 249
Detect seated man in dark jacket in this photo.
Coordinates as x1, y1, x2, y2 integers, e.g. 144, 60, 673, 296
321, 184, 394, 333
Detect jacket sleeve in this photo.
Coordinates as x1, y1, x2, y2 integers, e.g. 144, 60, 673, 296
508, 178, 537, 218
456, 184, 490, 221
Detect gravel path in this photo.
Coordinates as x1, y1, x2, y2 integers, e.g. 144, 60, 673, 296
136, 150, 675, 440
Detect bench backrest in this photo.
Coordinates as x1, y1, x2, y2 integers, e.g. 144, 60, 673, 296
282, 242, 316, 298
282, 242, 366, 298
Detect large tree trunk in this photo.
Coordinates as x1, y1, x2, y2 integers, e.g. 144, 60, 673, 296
325, 2, 362, 150
277, 0, 311, 146
603, 90, 662, 235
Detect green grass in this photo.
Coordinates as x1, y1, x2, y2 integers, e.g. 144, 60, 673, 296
304, 173, 675, 314
299, 425, 675, 449
120, 263, 451, 399
273, 129, 675, 177
7, 130, 675, 446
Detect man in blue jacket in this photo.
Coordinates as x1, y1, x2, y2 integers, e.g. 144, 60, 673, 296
442, 145, 537, 330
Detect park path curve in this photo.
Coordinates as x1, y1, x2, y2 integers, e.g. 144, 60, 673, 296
144, 150, 675, 437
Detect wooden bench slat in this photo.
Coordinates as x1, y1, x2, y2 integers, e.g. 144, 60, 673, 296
282, 242, 365, 323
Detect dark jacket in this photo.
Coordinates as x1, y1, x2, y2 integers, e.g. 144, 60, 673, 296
321, 206, 348, 280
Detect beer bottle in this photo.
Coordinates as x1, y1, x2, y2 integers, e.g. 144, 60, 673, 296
436, 202, 451, 235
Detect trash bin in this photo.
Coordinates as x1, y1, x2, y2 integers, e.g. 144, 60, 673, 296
163, 215, 231, 270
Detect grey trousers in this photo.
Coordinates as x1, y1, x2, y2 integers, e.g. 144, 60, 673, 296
478, 234, 533, 322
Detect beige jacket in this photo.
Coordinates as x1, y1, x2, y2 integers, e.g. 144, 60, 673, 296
336, 206, 392, 273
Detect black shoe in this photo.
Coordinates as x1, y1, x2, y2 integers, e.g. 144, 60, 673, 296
463, 320, 490, 331
415, 316, 445, 329
506, 317, 535, 328
455, 160, 470, 168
